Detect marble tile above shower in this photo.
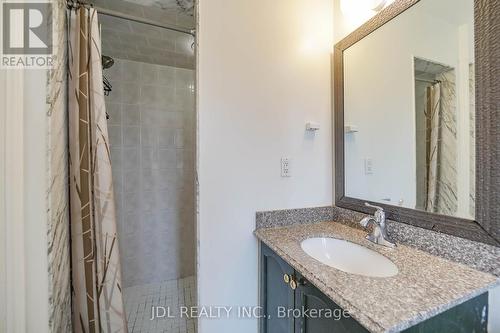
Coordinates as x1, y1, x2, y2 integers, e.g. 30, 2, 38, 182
95, 0, 195, 70
105, 58, 195, 288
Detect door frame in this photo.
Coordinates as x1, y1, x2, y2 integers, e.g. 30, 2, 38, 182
0, 67, 51, 333
1, 68, 27, 333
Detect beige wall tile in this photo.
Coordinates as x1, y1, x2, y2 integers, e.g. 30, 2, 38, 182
105, 59, 195, 287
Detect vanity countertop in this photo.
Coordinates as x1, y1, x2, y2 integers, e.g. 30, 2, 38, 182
255, 221, 499, 333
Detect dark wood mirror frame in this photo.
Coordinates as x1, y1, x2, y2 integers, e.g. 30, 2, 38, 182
334, 0, 500, 246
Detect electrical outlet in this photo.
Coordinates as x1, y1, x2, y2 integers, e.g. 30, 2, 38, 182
281, 157, 291, 177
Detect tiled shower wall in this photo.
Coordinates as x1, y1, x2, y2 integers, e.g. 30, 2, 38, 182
105, 59, 195, 287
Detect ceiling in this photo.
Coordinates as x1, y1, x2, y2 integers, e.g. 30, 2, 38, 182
95, 0, 195, 69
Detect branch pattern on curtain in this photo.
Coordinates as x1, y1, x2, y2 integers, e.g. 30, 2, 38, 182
424, 70, 458, 215
424, 82, 442, 212
68, 7, 127, 332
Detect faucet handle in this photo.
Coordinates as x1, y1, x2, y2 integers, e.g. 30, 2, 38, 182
365, 203, 386, 223
365, 202, 384, 212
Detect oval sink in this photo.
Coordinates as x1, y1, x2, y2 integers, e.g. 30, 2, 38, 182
300, 237, 398, 278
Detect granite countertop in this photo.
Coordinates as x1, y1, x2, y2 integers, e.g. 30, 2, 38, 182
254, 221, 499, 333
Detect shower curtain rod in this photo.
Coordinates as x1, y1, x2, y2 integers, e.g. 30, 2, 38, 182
68, 1, 195, 36
96, 6, 195, 36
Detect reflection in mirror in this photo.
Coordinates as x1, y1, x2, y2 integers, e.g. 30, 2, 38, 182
343, 0, 475, 219
413, 58, 475, 218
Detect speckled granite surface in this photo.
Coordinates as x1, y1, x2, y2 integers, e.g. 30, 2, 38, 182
254, 222, 499, 333
330, 206, 500, 277
255, 206, 333, 229
387, 221, 500, 277
256, 206, 500, 277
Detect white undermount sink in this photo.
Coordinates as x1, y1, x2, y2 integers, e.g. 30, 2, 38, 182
300, 237, 398, 278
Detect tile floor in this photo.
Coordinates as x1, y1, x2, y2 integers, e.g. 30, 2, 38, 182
124, 276, 197, 333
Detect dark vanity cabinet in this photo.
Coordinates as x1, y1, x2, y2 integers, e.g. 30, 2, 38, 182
400, 293, 489, 333
260, 244, 367, 333
260, 243, 488, 333
294, 271, 368, 333
260, 243, 295, 333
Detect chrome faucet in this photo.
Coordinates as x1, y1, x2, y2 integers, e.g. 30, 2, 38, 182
360, 203, 396, 248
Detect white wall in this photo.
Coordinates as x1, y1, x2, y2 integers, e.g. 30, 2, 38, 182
197, 0, 333, 331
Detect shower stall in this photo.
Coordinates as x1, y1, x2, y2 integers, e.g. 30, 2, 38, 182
96, 0, 197, 332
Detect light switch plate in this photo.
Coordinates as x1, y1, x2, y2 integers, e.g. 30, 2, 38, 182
364, 158, 373, 175
281, 157, 291, 177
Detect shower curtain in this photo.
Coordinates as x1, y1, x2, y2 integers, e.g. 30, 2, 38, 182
68, 7, 127, 332
424, 83, 441, 212
469, 64, 475, 217
424, 70, 457, 215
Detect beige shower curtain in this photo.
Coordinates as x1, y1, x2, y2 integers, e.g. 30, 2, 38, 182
424, 70, 457, 215
68, 7, 128, 332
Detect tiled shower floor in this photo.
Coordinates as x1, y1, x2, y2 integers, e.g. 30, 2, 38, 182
124, 276, 197, 333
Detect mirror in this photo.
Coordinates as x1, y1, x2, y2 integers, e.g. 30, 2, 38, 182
342, 0, 475, 220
